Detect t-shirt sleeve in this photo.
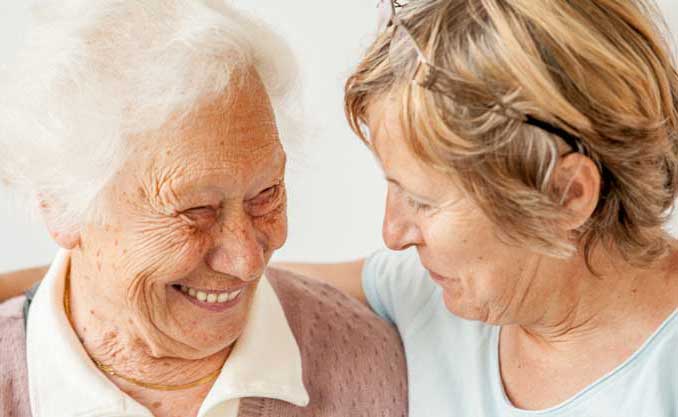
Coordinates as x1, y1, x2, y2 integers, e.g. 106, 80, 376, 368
362, 247, 438, 331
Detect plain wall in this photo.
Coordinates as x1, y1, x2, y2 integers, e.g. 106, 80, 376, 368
0, 0, 677, 272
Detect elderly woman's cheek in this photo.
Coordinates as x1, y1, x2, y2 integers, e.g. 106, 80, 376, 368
253, 204, 288, 254
170, 216, 216, 270
126, 215, 214, 282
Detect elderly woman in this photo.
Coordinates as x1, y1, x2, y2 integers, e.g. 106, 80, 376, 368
0, 1, 407, 417
278, 0, 678, 416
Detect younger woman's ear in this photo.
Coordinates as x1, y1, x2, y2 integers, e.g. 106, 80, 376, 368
552, 153, 601, 231
37, 196, 81, 250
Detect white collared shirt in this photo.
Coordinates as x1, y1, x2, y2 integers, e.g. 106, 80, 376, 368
26, 250, 309, 417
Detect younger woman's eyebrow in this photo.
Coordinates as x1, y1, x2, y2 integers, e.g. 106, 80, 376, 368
385, 176, 436, 203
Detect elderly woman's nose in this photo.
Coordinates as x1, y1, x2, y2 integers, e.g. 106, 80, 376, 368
382, 193, 423, 251
205, 217, 266, 281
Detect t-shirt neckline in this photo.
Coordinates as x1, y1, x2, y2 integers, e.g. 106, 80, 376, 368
490, 308, 678, 415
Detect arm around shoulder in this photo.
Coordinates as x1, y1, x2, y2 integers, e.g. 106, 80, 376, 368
0, 266, 47, 302
271, 259, 367, 305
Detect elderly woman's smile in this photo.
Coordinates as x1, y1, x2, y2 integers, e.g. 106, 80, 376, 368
173, 283, 246, 307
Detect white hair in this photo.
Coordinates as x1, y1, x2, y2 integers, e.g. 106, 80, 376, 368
0, 0, 299, 232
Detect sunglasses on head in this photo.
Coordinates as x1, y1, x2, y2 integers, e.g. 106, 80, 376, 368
375, 0, 582, 154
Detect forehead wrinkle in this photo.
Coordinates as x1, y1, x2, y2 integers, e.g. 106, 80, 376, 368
127, 70, 282, 207
139, 159, 188, 214
154, 142, 284, 200
195, 113, 278, 142
246, 145, 286, 187
211, 139, 280, 163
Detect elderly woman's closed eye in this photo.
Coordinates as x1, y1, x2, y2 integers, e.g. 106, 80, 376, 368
0, 2, 407, 417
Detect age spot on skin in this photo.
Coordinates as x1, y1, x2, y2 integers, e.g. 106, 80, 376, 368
104, 330, 118, 339
152, 402, 162, 409
137, 186, 147, 199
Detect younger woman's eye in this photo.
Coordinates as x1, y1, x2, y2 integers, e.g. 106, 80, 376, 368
406, 196, 433, 213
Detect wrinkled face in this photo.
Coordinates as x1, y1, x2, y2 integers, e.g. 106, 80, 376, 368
367, 98, 553, 325
76, 70, 287, 359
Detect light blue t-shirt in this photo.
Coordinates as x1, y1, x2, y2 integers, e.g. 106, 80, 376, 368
363, 248, 678, 417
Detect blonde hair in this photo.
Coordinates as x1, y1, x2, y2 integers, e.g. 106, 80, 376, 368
345, 0, 678, 267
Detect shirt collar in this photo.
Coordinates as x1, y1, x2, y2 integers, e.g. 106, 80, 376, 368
197, 264, 309, 417
26, 249, 309, 417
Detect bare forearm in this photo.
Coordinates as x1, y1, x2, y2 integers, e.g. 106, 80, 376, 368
0, 266, 48, 302
272, 260, 366, 304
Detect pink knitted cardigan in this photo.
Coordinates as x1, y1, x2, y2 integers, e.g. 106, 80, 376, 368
0, 268, 408, 417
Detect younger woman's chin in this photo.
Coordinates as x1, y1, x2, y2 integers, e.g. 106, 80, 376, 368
441, 291, 490, 323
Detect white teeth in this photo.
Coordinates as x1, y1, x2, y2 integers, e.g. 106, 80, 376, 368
228, 289, 242, 301
179, 285, 243, 304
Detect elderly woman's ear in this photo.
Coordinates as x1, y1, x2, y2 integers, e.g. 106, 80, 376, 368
552, 153, 601, 231
38, 196, 81, 250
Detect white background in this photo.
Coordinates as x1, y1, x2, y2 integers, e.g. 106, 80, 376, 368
0, 0, 677, 272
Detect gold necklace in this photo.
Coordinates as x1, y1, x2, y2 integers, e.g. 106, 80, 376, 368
63, 273, 222, 391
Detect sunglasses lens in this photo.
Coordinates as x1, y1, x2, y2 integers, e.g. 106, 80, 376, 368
376, 0, 394, 32
377, 1, 442, 90
388, 25, 421, 78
